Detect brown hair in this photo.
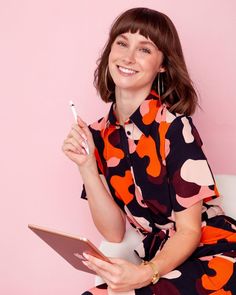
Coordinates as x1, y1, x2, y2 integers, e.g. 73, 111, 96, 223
94, 7, 198, 115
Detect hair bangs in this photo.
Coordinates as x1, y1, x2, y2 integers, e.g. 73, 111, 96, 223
109, 8, 163, 50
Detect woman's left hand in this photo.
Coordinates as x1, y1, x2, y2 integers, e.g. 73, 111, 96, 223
82, 253, 152, 291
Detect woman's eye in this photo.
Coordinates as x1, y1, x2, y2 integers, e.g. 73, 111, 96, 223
117, 41, 127, 47
140, 47, 151, 54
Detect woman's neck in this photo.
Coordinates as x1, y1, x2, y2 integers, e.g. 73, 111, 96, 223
114, 87, 151, 125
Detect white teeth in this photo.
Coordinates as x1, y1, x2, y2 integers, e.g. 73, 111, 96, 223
118, 66, 137, 74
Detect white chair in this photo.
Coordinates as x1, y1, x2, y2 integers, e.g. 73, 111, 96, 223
214, 174, 236, 218
95, 174, 236, 285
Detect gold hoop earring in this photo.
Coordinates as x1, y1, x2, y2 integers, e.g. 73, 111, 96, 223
157, 72, 164, 97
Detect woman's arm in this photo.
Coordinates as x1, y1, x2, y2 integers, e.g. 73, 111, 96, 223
79, 158, 126, 243
142, 200, 202, 280
81, 201, 203, 290
63, 118, 126, 243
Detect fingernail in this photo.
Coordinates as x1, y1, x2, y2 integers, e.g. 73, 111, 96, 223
83, 252, 89, 260
77, 116, 85, 123
82, 260, 89, 266
81, 141, 86, 148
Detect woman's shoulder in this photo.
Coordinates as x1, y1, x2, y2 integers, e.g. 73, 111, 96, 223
88, 114, 109, 133
158, 104, 199, 140
87, 114, 110, 148
158, 103, 188, 125
160, 104, 202, 146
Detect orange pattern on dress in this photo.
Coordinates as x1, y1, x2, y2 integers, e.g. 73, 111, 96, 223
103, 127, 124, 162
94, 147, 104, 174
110, 170, 134, 205
201, 225, 236, 245
210, 290, 232, 295
201, 256, 234, 291
136, 135, 161, 177
142, 100, 159, 125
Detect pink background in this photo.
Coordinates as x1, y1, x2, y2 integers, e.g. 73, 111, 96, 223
0, 0, 235, 294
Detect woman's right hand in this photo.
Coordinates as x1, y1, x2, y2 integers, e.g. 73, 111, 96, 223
62, 116, 96, 168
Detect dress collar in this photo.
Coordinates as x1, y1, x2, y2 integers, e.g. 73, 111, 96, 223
106, 89, 161, 137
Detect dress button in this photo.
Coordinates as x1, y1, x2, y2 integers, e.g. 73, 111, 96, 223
126, 130, 131, 136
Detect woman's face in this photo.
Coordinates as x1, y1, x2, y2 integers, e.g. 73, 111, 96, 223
108, 31, 165, 92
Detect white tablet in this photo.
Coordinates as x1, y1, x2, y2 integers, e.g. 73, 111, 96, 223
28, 224, 111, 274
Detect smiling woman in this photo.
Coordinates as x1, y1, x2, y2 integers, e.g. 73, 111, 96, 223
108, 32, 164, 99
62, 7, 236, 295
94, 7, 198, 116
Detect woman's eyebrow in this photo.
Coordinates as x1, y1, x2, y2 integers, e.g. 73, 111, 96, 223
139, 41, 157, 48
118, 34, 157, 48
118, 34, 129, 40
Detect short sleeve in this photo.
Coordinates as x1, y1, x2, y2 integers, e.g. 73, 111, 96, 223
80, 184, 87, 200
165, 115, 219, 212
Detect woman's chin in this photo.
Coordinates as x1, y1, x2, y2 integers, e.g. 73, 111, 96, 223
113, 80, 140, 91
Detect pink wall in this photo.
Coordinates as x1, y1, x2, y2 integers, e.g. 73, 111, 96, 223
0, 1, 235, 294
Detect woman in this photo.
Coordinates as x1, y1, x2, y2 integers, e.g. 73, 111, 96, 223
62, 7, 236, 294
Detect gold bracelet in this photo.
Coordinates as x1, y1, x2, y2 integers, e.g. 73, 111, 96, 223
142, 260, 160, 284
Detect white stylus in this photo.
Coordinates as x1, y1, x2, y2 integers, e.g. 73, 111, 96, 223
69, 100, 89, 155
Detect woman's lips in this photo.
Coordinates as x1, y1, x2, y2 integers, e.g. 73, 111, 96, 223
116, 65, 138, 76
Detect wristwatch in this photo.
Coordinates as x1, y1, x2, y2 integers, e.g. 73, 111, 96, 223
142, 260, 160, 284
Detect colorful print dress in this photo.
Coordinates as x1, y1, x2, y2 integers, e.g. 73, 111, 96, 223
81, 90, 236, 294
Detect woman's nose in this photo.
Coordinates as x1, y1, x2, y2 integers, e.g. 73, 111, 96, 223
122, 48, 136, 64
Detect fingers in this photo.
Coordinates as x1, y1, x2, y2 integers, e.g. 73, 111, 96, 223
77, 115, 86, 126
71, 123, 88, 141
83, 253, 110, 271
83, 253, 120, 276
62, 141, 86, 155
108, 257, 126, 264
76, 116, 94, 142
62, 122, 88, 153
82, 255, 140, 291
77, 116, 89, 136
62, 137, 86, 156
82, 260, 114, 283
82, 255, 131, 292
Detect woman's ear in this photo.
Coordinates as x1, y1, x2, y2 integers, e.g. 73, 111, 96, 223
159, 66, 166, 73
